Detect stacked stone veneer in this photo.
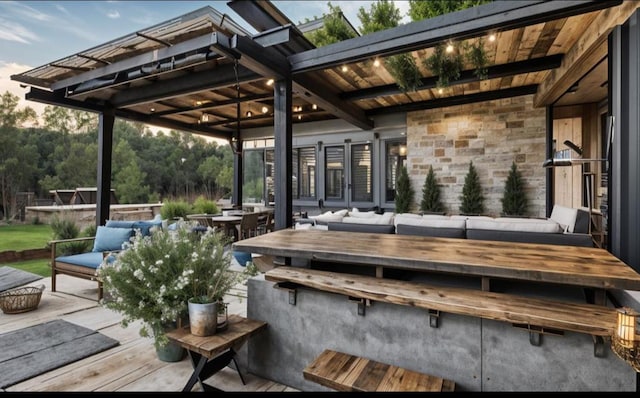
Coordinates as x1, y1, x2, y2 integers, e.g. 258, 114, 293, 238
406, 94, 547, 218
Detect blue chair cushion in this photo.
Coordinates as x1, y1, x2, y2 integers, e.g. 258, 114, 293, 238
55, 252, 106, 269
105, 220, 136, 229
133, 219, 163, 236
92, 226, 133, 252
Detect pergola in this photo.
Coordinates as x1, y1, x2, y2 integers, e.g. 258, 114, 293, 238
11, 1, 640, 270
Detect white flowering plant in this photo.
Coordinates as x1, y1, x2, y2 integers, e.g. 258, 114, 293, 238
98, 221, 241, 348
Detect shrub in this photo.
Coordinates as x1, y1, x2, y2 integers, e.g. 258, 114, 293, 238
50, 214, 89, 255
420, 165, 444, 213
459, 161, 484, 215
395, 166, 413, 213
501, 162, 528, 216
192, 196, 219, 215
160, 200, 191, 220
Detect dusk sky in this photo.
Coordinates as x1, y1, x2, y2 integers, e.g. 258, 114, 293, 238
0, 1, 410, 119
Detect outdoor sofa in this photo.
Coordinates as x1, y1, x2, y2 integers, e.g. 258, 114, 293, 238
49, 216, 164, 300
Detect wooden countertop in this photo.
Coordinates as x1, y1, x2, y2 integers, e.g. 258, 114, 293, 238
233, 229, 640, 291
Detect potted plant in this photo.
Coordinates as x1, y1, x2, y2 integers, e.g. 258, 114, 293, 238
459, 161, 484, 216
395, 165, 414, 214
420, 165, 445, 214
501, 162, 528, 216
98, 221, 243, 359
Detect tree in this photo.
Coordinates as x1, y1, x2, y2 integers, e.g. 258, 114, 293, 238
409, 0, 492, 21
395, 165, 413, 213
114, 160, 150, 204
501, 162, 528, 216
304, 2, 358, 47
358, 0, 422, 92
459, 161, 484, 215
420, 165, 443, 213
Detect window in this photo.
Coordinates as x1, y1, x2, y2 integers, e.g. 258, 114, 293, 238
385, 139, 407, 202
325, 146, 344, 200
293, 147, 316, 199
351, 143, 372, 202
243, 150, 265, 203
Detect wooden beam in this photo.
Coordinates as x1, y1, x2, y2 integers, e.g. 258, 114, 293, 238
288, 1, 619, 74
368, 85, 538, 116
342, 54, 562, 101
534, 1, 640, 107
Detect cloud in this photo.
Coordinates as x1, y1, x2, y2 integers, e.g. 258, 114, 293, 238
0, 61, 47, 120
0, 1, 53, 22
107, 10, 120, 19
0, 17, 40, 44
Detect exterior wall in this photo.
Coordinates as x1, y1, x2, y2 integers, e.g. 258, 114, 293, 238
406, 94, 547, 218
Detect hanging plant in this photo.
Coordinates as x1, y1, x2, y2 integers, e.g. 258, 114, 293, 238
465, 39, 489, 80
424, 43, 464, 88
384, 54, 423, 93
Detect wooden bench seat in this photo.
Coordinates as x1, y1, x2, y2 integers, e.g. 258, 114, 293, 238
304, 349, 455, 392
264, 267, 619, 337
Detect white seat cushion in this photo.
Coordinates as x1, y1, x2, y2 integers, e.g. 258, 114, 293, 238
466, 217, 563, 233
549, 205, 579, 233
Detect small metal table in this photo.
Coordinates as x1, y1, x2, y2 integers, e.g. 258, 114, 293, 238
165, 315, 267, 392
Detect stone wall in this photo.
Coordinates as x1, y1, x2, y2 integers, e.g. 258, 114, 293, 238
406, 94, 547, 218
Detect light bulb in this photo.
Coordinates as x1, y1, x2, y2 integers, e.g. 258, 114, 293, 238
373, 59, 380, 67
446, 43, 454, 53
246, 110, 253, 117
261, 106, 268, 114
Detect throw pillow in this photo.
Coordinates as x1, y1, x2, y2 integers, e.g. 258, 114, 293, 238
92, 226, 133, 252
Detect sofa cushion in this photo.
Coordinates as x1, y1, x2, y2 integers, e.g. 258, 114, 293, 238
343, 212, 394, 225
348, 208, 376, 218
105, 220, 136, 229
55, 252, 105, 269
396, 224, 466, 239
309, 210, 345, 225
466, 229, 594, 247
132, 219, 163, 236
549, 205, 578, 233
466, 218, 563, 233
395, 216, 466, 230
92, 226, 133, 252
328, 222, 395, 234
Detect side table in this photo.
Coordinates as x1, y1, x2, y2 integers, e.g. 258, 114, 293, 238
165, 314, 267, 392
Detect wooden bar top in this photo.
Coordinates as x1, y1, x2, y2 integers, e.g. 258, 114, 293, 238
165, 315, 267, 359
233, 229, 640, 291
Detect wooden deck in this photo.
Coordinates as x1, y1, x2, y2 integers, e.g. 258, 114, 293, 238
0, 271, 297, 392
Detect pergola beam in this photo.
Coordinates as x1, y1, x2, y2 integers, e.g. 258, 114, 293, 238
534, 1, 640, 107
342, 54, 563, 101
368, 85, 538, 116
288, 0, 620, 74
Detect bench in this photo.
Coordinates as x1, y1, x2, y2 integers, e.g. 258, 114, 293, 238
264, 267, 618, 337
303, 349, 455, 392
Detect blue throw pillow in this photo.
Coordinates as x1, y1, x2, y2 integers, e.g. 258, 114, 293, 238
133, 219, 163, 236
92, 226, 133, 252
105, 220, 136, 229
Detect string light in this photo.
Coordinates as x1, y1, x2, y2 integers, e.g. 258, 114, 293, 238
261, 106, 268, 114
201, 114, 209, 122
297, 115, 302, 120
312, 104, 318, 110
446, 43, 454, 53
373, 59, 381, 67
438, 88, 444, 94
246, 110, 253, 117
266, 78, 274, 86
341, 65, 348, 72
489, 34, 496, 42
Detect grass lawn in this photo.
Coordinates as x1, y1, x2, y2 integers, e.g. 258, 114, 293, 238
0, 224, 53, 251
0, 224, 53, 277
5, 259, 50, 277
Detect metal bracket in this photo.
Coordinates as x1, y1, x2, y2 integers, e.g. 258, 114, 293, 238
429, 309, 440, 328
512, 324, 564, 346
274, 282, 299, 305
592, 335, 606, 358
348, 296, 370, 316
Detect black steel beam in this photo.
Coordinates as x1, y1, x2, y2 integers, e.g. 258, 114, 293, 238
51, 33, 228, 91
289, 1, 620, 74
274, 79, 293, 231
26, 87, 232, 140
153, 93, 272, 117
110, 63, 259, 107
342, 54, 563, 101
367, 85, 539, 116
227, 0, 291, 32
97, 106, 115, 227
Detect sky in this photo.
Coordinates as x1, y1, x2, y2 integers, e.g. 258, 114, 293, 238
0, 0, 411, 127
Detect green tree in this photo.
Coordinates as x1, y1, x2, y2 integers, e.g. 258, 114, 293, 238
501, 162, 528, 216
395, 165, 413, 213
304, 2, 358, 47
408, 0, 492, 21
459, 161, 484, 215
0, 91, 38, 220
114, 160, 150, 204
420, 165, 444, 213
358, 0, 422, 92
